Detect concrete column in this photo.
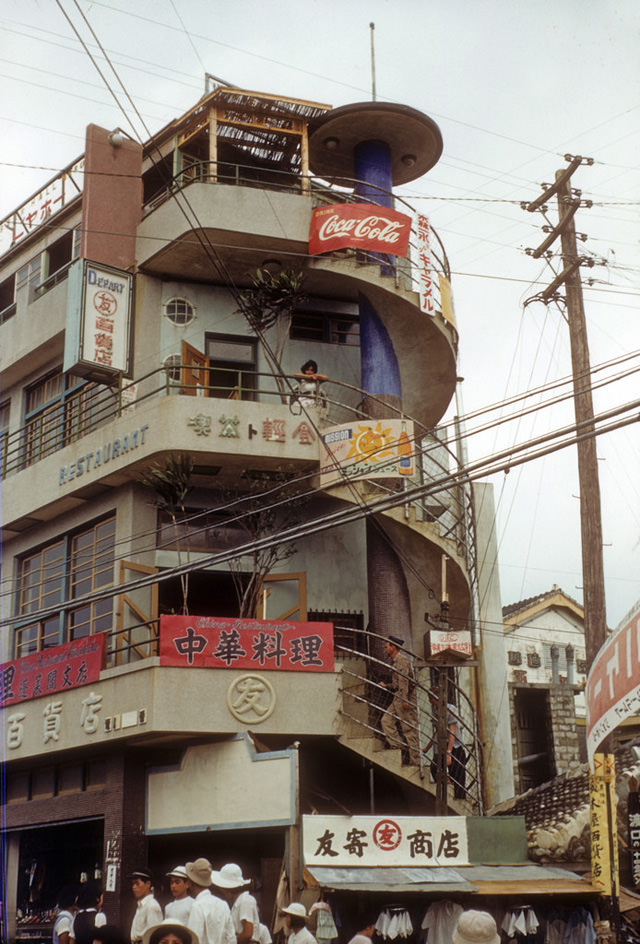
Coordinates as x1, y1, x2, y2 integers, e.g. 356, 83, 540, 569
473, 482, 515, 806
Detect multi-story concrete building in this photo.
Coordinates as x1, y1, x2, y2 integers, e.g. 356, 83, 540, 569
1, 85, 516, 939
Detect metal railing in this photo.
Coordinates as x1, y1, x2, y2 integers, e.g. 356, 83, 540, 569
2, 363, 471, 559
336, 629, 482, 812
142, 160, 453, 316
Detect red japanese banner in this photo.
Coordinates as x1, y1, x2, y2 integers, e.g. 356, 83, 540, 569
160, 616, 334, 672
0, 634, 105, 707
309, 204, 411, 256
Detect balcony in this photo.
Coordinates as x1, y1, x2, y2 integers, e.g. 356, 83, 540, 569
3, 366, 474, 596
138, 162, 458, 428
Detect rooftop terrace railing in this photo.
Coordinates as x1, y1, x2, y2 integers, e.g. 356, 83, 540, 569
142, 159, 452, 295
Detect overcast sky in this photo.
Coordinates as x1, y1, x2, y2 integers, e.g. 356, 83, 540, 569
2, 0, 639, 629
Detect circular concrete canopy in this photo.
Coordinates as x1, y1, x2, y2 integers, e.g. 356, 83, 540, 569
309, 102, 443, 187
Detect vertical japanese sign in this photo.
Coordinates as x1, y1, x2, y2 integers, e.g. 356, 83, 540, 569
303, 815, 468, 867
589, 753, 618, 896
628, 780, 640, 886
160, 616, 334, 672
415, 213, 435, 316
0, 635, 105, 706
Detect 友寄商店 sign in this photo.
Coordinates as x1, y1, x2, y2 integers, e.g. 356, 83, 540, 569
309, 204, 411, 256
303, 815, 469, 867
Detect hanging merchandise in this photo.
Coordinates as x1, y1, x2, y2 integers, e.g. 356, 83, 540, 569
310, 902, 339, 943
421, 901, 463, 944
375, 907, 413, 940
501, 905, 540, 940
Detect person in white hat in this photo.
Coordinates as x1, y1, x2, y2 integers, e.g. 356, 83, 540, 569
280, 904, 317, 944
142, 920, 199, 944
165, 867, 193, 924
211, 865, 259, 944
185, 859, 235, 944
453, 911, 500, 944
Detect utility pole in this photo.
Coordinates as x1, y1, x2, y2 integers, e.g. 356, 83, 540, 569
525, 155, 607, 669
526, 157, 618, 941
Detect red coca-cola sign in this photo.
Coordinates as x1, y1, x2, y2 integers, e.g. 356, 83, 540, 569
309, 204, 411, 257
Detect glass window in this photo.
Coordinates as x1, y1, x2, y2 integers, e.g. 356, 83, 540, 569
23, 370, 111, 467
290, 309, 359, 345
165, 297, 195, 325
0, 400, 9, 477
163, 353, 182, 383
15, 517, 115, 656
205, 333, 258, 400
0, 273, 17, 324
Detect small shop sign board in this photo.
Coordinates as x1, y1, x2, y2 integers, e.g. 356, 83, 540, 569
303, 814, 469, 868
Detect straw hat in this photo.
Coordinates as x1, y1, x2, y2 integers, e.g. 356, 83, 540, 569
280, 904, 307, 919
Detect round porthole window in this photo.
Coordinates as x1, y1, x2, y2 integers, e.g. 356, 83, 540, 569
165, 297, 195, 325
163, 353, 182, 382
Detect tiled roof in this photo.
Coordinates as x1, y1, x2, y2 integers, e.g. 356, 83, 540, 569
490, 745, 640, 864
502, 584, 582, 619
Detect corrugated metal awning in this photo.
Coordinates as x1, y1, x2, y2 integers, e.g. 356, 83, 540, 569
306, 864, 599, 897
306, 866, 476, 893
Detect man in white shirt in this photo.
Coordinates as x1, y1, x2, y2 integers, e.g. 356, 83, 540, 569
211, 864, 259, 944
164, 866, 193, 924
280, 904, 316, 944
130, 869, 163, 944
186, 858, 236, 944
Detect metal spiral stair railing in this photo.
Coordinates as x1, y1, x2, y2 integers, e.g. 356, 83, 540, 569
335, 631, 483, 813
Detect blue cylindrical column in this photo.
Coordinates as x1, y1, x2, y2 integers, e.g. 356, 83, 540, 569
354, 140, 393, 208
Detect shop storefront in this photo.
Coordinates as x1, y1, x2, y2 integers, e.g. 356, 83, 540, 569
293, 815, 602, 944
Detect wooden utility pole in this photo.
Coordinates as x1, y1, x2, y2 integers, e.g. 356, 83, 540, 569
555, 170, 607, 669
526, 157, 607, 669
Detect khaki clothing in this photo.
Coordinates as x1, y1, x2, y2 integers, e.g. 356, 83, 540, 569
381, 648, 420, 764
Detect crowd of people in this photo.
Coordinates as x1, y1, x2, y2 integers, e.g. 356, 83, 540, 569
52, 875, 500, 944
51, 860, 320, 944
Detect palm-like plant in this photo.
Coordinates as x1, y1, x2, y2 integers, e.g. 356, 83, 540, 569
238, 267, 306, 400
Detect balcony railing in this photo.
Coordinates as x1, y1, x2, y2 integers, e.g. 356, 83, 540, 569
3, 363, 470, 552
142, 160, 452, 303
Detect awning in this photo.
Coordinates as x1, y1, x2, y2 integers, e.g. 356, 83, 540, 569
305, 866, 476, 893
305, 864, 599, 896
462, 865, 599, 896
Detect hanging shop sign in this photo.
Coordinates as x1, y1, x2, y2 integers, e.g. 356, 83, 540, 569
320, 419, 415, 487
586, 601, 640, 766
64, 259, 133, 381
309, 204, 411, 256
428, 629, 473, 658
303, 814, 469, 867
160, 615, 334, 672
0, 634, 105, 707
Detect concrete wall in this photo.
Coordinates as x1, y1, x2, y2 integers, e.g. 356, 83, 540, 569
473, 481, 515, 806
